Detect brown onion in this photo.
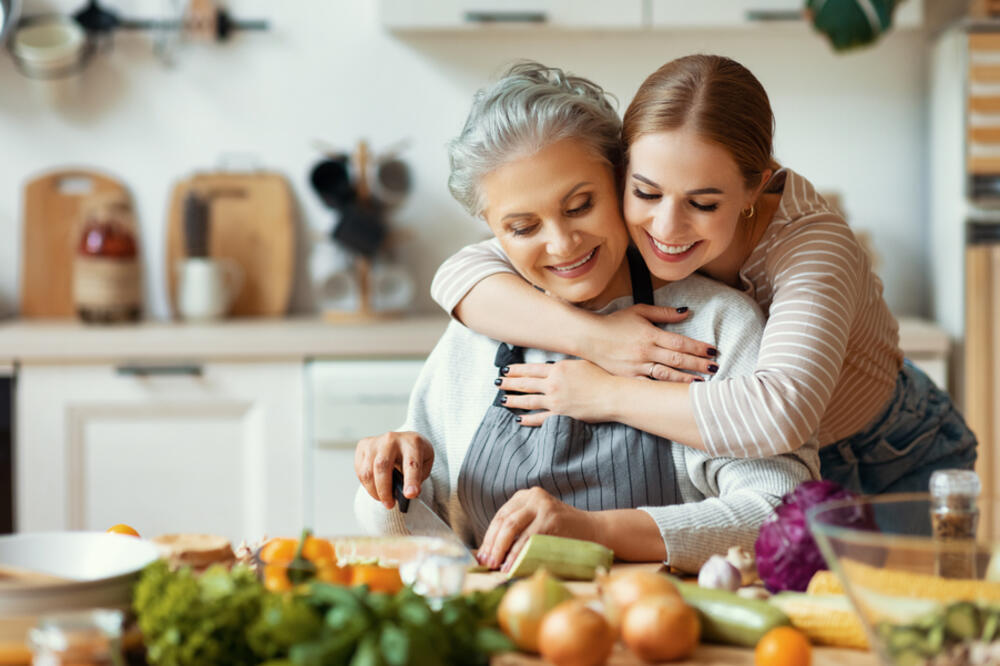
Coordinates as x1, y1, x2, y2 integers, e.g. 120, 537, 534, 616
538, 599, 616, 666
621, 595, 700, 662
497, 569, 574, 653
599, 569, 680, 629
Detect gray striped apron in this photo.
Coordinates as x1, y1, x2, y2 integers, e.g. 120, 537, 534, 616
456, 247, 682, 545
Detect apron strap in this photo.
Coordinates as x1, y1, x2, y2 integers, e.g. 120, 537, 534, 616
626, 245, 654, 306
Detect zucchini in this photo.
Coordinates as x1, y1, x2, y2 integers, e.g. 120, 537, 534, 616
670, 578, 790, 647
506, 535, 613, 581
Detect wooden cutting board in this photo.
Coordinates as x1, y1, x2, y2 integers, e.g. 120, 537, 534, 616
166, 171, 295, 317
20, 170, 131, 318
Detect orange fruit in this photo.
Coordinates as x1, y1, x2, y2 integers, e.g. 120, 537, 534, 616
260, 537, 297, 565
106, 524, 140, 538
350, 564, 403, 594
755, 626, 812, 666
263, 563, 292, 592
316, 560, 351, 585
302, 536, 335, 563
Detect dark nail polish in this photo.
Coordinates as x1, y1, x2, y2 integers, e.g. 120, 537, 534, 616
515, 416, 522, 423
494, 378, 502, 386
707, 347, 718, 357
676, 306, 689, 314
694, 377, 705, 382
501, 395, 508, 404
546, 360, 556, 364
708, 363, 719, 374
501, 366, 509, 376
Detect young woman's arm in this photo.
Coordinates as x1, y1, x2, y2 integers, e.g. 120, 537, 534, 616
431, 239, 718, 380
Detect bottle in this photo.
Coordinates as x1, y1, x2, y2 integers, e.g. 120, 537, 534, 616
73, 192, 142, 323
930, 469, 981, 579
27, 609, 124, 666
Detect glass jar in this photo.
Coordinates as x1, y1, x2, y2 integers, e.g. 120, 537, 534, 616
27, 609, 124, 666
930, 469, 981, 579
73, 192, 141, 323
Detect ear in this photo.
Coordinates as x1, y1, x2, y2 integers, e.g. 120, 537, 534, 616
752, 168, 774, 200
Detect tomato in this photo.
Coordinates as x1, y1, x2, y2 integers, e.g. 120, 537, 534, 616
302, 537, 335, 563
260, 538, 297, 565
106, 524, 140, 538
755, 626, 812, 666
263, 564, 292, 592
350, 565, 404, 594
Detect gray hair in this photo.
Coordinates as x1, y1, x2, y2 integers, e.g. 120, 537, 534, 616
448, 61, 622, 217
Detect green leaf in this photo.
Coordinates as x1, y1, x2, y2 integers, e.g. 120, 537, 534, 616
350, 633, 383, 666
379, 623, 410, 666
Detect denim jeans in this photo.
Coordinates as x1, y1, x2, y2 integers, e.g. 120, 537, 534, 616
820, 360, 978, 499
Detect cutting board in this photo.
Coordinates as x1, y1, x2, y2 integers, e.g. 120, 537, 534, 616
166, 171, 295, 318
20, 170, 131, 318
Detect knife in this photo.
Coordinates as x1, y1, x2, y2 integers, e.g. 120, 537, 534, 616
391, 469, 476, 562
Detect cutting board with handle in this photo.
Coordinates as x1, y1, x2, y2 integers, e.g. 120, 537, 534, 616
166, 171, 295, 317
20, 169, 131, 318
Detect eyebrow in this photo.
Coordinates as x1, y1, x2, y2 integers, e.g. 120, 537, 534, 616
631, 173, 723, 196
500, 181, 593, 222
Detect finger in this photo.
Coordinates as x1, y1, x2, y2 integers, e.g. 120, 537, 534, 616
502, 363, 552, 378
648, 364, 703, 383
486, 507, 535, 570
497, 377, 546, 394
651, 331, 719, 365
372, 448, 399, 509
501, 529, 536, 574
501, 394, 547, 411
630, 303, 693, 324
515, 411, 552, 427
479, 492, 527, 566
399, 437, 424, 499
356, 449, 380, 502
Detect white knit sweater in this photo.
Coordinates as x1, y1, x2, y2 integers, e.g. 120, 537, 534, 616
354, 273, 820, 573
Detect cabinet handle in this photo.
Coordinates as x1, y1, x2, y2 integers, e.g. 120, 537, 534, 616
115, 363, 204, 377
745, 9, 804, 21
463, 11, 547, 24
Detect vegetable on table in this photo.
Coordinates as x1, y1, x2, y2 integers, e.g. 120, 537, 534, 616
621, 594, 700, 662
754, 626, 812, 666
537, 599, 615, 666
670, 577, 791, 647
769, 592, 868, 649
597, 568, 680, 630
698, 554, 742, 592
497, 569, 574, 653
506, 534, 613, 581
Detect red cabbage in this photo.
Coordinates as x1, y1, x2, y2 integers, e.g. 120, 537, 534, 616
754, 480, 876, 592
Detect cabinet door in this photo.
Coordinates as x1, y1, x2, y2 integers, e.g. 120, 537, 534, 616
650, 0, 921, 28
16, 362, 303, 545
379, 0, 644, 30
307, 359, 425, 537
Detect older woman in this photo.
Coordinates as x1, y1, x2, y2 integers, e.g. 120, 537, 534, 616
353, 62, 818, 573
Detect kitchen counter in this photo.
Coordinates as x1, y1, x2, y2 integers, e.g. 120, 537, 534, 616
0, 315, 946, 366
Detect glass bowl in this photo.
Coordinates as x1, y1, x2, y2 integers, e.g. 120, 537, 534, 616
808, 493, 1000, 666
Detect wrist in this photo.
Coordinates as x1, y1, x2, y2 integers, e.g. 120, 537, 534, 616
569, 308, 604, 359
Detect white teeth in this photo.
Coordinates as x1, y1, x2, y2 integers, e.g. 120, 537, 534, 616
551, 248, 595, 272
652, 238, 695, 255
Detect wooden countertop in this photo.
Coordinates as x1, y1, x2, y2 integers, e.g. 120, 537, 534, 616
466, 565, 878, 666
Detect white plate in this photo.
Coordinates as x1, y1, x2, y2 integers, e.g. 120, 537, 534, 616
0, 532, 160, 616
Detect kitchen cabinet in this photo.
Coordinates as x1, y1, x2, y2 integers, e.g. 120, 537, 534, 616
307, 359, 426, 537
649, 0, 922, 28
16, 361, 304, 545
379, 0, 645, 30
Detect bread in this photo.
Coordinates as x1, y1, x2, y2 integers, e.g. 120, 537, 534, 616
151, 533, 235, 571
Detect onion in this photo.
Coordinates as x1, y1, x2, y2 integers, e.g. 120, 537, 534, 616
621, 595, 700, 663
599, 569, 680, 629
538, 599, 615, 666
497, 569, 574, 653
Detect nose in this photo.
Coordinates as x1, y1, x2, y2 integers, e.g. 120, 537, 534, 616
545, 222, 580, 258
649, 199, 684, 238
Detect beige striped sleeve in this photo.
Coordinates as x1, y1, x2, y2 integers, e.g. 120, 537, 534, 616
430, 238, 519, 315
690, 216, 865, 458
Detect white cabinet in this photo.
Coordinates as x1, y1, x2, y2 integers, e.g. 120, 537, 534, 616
379, 0, 645, 30
306, 359, 425, 537
16, 361, 304, 545
650, 0, 921, 28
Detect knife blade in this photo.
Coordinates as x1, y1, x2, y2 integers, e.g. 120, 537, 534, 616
391, 469, 476, 561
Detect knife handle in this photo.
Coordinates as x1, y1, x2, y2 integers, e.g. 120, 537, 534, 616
391, 468, 411, 513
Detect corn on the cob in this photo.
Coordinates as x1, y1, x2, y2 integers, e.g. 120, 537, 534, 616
839, 559, 1000, 603
806, 570, 844, 595
770, 592, 869, 649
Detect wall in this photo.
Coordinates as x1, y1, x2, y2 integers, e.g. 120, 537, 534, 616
0, 1, 929, 319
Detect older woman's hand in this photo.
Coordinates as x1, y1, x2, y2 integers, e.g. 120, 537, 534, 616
354, 431, 434, 510
496, 359, 617, 426
478, 487, 597, 572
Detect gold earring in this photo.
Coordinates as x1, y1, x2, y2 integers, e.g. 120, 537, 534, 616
742, 203, 756, 219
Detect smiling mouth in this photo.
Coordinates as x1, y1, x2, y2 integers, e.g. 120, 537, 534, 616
547, 247, 598, 275
650, 237, 697, 254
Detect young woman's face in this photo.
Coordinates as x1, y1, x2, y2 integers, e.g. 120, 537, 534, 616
481, 138, 629, 306
624, 126, 756, 282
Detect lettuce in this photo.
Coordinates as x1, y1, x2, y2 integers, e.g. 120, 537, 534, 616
754, 480, 876, 592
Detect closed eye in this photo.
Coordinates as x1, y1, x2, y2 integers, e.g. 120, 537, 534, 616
566, 197, 594, 216
690, 201, 719, 212
510, 224, 538, 237
632, 188, 660, 201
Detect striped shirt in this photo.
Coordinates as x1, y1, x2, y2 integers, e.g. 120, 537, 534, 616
430, 168, 903, 458
356, 274, 818, 572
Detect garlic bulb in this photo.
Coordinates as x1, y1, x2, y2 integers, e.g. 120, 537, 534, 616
725, 545, 758, 586
697, 554, 742, 591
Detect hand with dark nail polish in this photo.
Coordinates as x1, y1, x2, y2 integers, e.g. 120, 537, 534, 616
708, 363, 719, 374
707, 348, 719, 357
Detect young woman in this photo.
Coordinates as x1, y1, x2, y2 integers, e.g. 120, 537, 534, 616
430, 55, 976, 497
354, 62, 817, 573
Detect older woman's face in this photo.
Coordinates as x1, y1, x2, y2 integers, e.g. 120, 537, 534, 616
480, 139, 629, 306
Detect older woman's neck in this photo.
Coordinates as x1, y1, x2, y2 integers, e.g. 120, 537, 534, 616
576, 259, 634, 311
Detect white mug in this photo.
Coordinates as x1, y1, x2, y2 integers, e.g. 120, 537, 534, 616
176, 258, 243, 321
